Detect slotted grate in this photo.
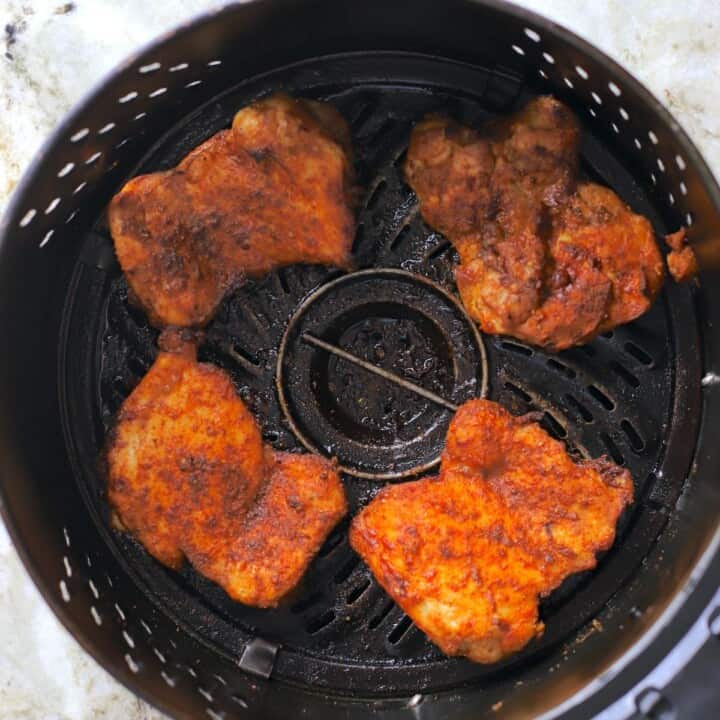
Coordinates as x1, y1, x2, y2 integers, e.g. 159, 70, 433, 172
60, 55, 698, 694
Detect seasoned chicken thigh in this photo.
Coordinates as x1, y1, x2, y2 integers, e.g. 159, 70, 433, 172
405, 96, 664, 350
109, 93, 356, 327
350, 399, 632, 662
107, 336, 347, 606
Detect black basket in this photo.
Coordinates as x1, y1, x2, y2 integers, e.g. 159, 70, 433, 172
1, 1, 720, 718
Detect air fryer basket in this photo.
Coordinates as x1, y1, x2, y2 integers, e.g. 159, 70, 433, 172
1, 1, 720, 718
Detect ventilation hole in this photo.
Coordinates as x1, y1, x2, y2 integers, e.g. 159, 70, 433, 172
115, 138, 129, 150
708, 607, 720, 636
214, 675, 227, 686
114, 603, 126, 621
635, 687, 676, 720
65, 209, 79, 224
621, 420, 645, 452
118, 91, 138, 103
122, 630, 135, 648
90, 606, 103, 625
501, 340, 533, 356
624, 341, 653, 366
588, 385, 615, 410
153, 648, 166, 663
161, 671, 176, 687
232, 695, 249, 709
564, 394, 594, 422
511, 45, 525, 55
634, 138, 642, 150
426, 240, 451, 261
601, 433, 625, 465
70, 128, 89, 142
542, 52, 555, 64
63, 527, 70, 546
207, 59, 222, 66
186, 666, 198, 678
657, 157, 665, 172
668, 192, 675, 206
589, 108, 597, 118
169, 62, 189, 72
366, 179, 386, 210
57, 162, 75, 178
679, 181, 687, 195
650, 172, 657, 185
547, 358, 576, 378
59, 580, 70, 602
62, 556, 72, 577
134, 112, 147, 121
319, 527, 344, 557
206, 708, 223, 720
591, 91, 602, 105
139, 62, 161, 73
563, 77, 574, 89
292, 592, 324, 613
612, 122, 620, 134
40, 229, 54, 248
524, 27, 541, 42
231, 343, 260, 367
393, 147, 408, 167
541, 412, 567, 439
347, 579, 371, 604
98, 122, 115, 135
608, 81, 621, 96
335, 555, 361, 584
198, 688, 213, 702
611, 362, 640, 388
19, 208, 36, 226
576, 65, 589, 79
185, 80, 203, 88
388, 615, 414, 644
45, 197, 61, 214
73, 181, 87, 194
538, 69, 548, 79
306, 610, 336, 634
389, 222, 413, 251
686, 212, 693, 226
368, 599, 395, 629
124, 654, 139, 673
149, 87, 168, 98
85, 151, 102, 165
648, 130, 658, 144
277, 269, 290, 295
88, 579, 99, 598
140, 620, 152, 635
504, 381, 532, 403
620, 107, 629, 121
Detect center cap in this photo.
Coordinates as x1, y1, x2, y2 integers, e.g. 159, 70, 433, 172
277, 269, 487, 479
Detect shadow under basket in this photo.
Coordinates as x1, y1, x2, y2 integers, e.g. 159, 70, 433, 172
1, 1, 720, 719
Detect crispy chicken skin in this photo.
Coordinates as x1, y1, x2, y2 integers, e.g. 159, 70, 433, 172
405, 96, 665, 350
350, 399, 633, 663
109, 93, 356, 328
107, 338, 347, 607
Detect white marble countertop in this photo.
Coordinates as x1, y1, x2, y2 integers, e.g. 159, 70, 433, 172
0, 1, 719, 718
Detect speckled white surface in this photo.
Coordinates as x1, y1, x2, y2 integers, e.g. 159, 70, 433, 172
0, 1, 718, 718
